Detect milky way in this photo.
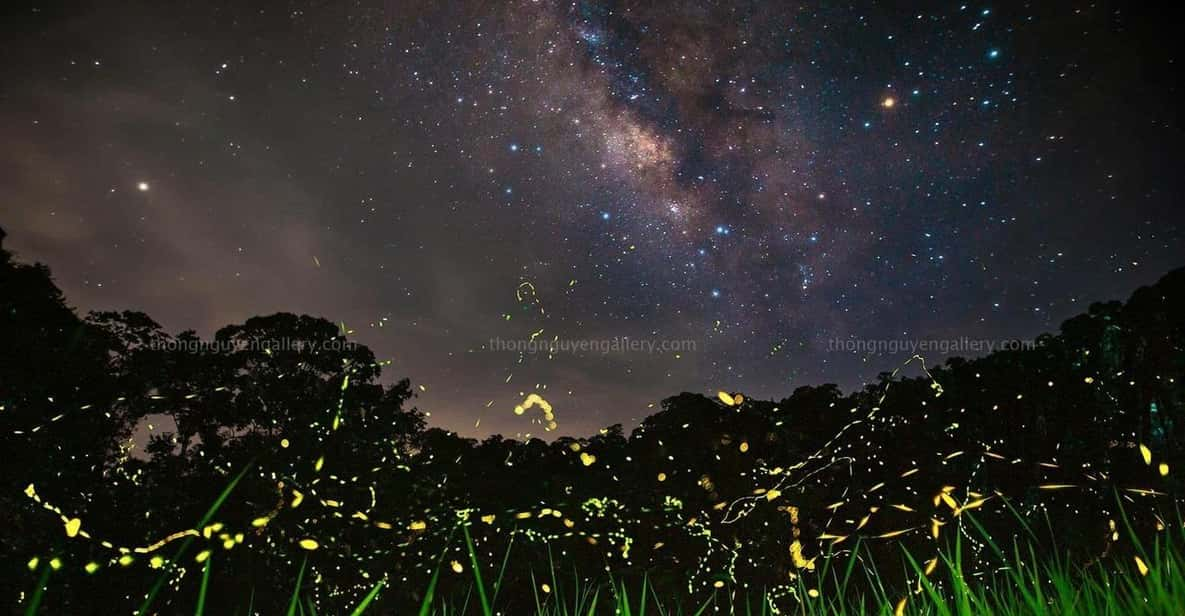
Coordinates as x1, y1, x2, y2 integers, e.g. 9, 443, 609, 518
2, 0, 1182, 436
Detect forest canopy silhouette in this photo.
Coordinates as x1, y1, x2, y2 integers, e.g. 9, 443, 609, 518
1, 230, 1182, 613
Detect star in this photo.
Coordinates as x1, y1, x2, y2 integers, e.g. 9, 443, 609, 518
3, 0, 1180, 442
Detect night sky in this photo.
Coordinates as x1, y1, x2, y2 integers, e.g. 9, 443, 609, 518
3, 1, 1182, 437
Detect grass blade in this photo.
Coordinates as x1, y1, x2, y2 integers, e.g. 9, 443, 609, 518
462, 523, 492, 616
349, 578, 386, 615
194, 555, 212, 616
286, 555, 308, 616
137, 462, 254, 615
23, 561, 52, 616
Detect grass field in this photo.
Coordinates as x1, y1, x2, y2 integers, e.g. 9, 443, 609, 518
408, 522, 1185, 616
30, 511, 1172, 616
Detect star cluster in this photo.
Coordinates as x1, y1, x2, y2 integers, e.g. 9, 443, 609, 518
1, 0, 1181, 435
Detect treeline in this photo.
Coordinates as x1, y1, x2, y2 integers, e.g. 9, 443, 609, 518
1, 234, 1182, 614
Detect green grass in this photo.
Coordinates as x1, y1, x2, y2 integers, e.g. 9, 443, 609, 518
19, 466, 1182, 615
28, 515, 1181, 614
412, 516, 1184, 616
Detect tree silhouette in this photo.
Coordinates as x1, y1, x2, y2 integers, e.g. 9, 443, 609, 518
1, 228, 1181, 613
